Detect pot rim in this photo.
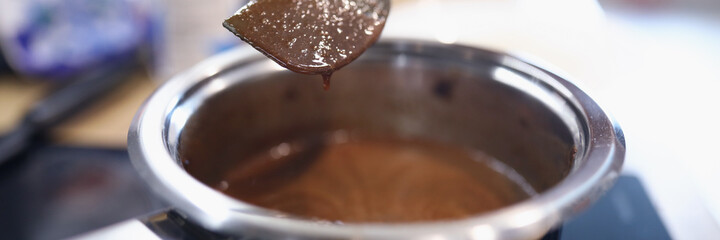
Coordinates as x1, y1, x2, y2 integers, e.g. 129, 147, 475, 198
128, 39, 624, 239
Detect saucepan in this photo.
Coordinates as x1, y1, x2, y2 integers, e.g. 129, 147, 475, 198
125, 39, 624, 239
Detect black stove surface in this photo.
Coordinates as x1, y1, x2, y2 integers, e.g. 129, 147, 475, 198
0, 144, 671, 239
0, 144, 166, 239
561, 175, 671, 240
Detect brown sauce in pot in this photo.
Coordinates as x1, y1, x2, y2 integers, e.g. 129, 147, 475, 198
211, 133, 535, 223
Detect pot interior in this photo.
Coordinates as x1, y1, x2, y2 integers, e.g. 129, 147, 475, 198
173, 46, 580, 222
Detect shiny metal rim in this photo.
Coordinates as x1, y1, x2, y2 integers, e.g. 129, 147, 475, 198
128, 39, 624, 240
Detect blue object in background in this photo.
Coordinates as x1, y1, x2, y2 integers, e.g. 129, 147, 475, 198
0, 0, 161, 80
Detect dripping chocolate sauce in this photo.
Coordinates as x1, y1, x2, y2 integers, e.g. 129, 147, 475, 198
223, 0, 389, 89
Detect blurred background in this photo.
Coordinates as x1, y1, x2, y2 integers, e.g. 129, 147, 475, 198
0, 0, 718, 239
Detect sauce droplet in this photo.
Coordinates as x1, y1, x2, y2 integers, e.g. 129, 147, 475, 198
322, 73, 332, 90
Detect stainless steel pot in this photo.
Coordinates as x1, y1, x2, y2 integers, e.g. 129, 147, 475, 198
127, 40, 624, 239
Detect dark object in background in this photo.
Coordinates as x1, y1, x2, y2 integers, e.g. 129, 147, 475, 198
0, 145, 166, 240
0, 49, 12, 75
0, 58, 136, 166
561, 175, 672, 240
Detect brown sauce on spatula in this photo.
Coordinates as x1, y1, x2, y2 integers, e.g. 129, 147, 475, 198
223, 0, 389, 89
